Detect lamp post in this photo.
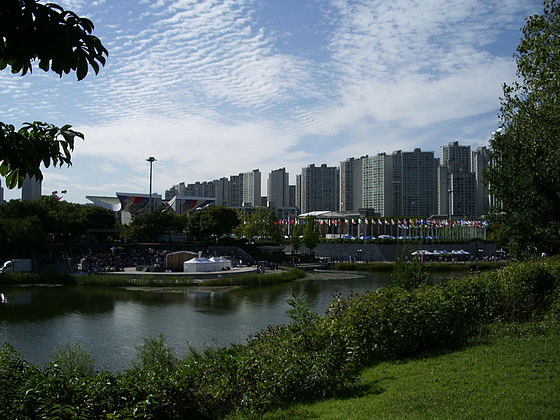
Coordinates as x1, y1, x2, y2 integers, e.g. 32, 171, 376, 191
146, 156, 156, 214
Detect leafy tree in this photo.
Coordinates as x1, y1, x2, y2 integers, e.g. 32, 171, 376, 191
302, 216, 321, 256
0, 0, 108, 187
240, 207, 282, 243
289, 223, 303, 254
127, 210, 183, 243
487, 0, 560, 257
0, 197, 116, 259
186, 206, 240, 241
0, 214, 45, 259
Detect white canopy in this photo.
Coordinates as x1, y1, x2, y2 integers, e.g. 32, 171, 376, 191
184, 257, 216, 272
209, 256, 232, 270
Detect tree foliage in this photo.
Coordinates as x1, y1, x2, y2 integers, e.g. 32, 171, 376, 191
302, 216, 320, 255
289, 223, 303, 254
0, 196, 116, 259
0, 0, 108, 188
0, 122, 82, 188
0, 0, 108, 79
186, 206, 240, 241
391, 249, 432, 290
127, 210, 185, 243
487, 0, 560, 257
239, 207, 282, 243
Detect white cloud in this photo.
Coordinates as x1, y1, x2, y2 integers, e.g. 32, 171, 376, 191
0, 0, 542, 203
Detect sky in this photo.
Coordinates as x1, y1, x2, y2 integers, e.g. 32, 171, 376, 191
1, 0, 542, 204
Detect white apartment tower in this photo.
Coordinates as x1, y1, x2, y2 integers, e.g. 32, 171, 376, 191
241, 169, 261, 207
362, 153, 393, 217
22, 175, 42, 201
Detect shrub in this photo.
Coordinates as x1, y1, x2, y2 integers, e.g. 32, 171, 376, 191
50, 342, 95, 377
391, 249, 432, 289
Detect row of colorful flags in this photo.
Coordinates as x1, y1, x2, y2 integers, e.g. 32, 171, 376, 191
274, 218, 489, 228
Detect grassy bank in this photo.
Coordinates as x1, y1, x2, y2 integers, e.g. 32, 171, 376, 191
256, 319, 560, 419
329, 260, 508, 273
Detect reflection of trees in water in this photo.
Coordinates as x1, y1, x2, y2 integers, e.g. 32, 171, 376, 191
0, 286, 194, 322
0, 272, 394, 323
0, 286, 116, 322
224, 272, 392, 315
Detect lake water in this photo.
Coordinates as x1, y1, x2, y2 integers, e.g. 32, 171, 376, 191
0, 270, 391, 372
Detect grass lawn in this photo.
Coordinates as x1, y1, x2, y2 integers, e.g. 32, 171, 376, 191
249, 321, 560, 420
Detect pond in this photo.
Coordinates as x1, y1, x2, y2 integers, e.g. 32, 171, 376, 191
0, 270, 391, 372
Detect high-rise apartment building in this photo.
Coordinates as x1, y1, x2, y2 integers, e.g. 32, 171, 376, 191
361, 149, 437, 217
185, 181, 215, 197
229, 174, 242, 207
440, 141, 471, 173
295, 174, 302, 213
299, 164, 339, 213
362, 153, 393, 217
212, 177, 230, 207
289, 185, 296, 209
240, 169, 261, 207
472, 146, 491, 216
437, 164, 449, 216
22, 175, 41, 201
340, 157, 365, 211
398, 149, 438, 217
267, 168, 289, 209
440, 141, 476, 217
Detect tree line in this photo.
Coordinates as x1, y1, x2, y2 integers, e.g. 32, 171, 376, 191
0, 197, 322, 260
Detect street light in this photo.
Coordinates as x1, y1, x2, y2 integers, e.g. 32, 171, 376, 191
146, 156, 156, 214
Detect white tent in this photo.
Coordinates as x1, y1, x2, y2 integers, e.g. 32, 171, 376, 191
184, 257, 216, 272
209, 256, 232, 270
411, 250, 433, 255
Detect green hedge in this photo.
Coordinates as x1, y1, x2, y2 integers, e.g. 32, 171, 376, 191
323, 258, 559, 366
0, 258, 558, 418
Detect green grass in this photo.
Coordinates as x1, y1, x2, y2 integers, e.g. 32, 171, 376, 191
247, 321, 560, 420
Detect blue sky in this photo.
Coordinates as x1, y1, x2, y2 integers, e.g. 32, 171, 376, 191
1, 0, 541, 203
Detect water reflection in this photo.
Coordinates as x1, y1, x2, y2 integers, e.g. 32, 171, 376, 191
0, 271, 391, 372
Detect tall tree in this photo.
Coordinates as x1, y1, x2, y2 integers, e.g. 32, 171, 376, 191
487, 0, 560, 257
240, 207, 282, 243
0, 0, 108, 188
128, 210, 182, 243
302, 216, 321, 256
186, 206, 240, 241
289, 223, 303, 254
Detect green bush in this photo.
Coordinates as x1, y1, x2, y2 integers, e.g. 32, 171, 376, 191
50, 342, 95, 377
323, 258, 560, 367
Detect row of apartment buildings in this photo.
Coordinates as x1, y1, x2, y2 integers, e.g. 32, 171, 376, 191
165, 141, 492, 218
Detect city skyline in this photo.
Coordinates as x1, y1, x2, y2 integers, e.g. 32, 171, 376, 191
160, 140, 489, 218
1, 0, 541, 203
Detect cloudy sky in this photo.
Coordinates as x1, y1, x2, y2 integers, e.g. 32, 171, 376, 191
1, 0, 541, 203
